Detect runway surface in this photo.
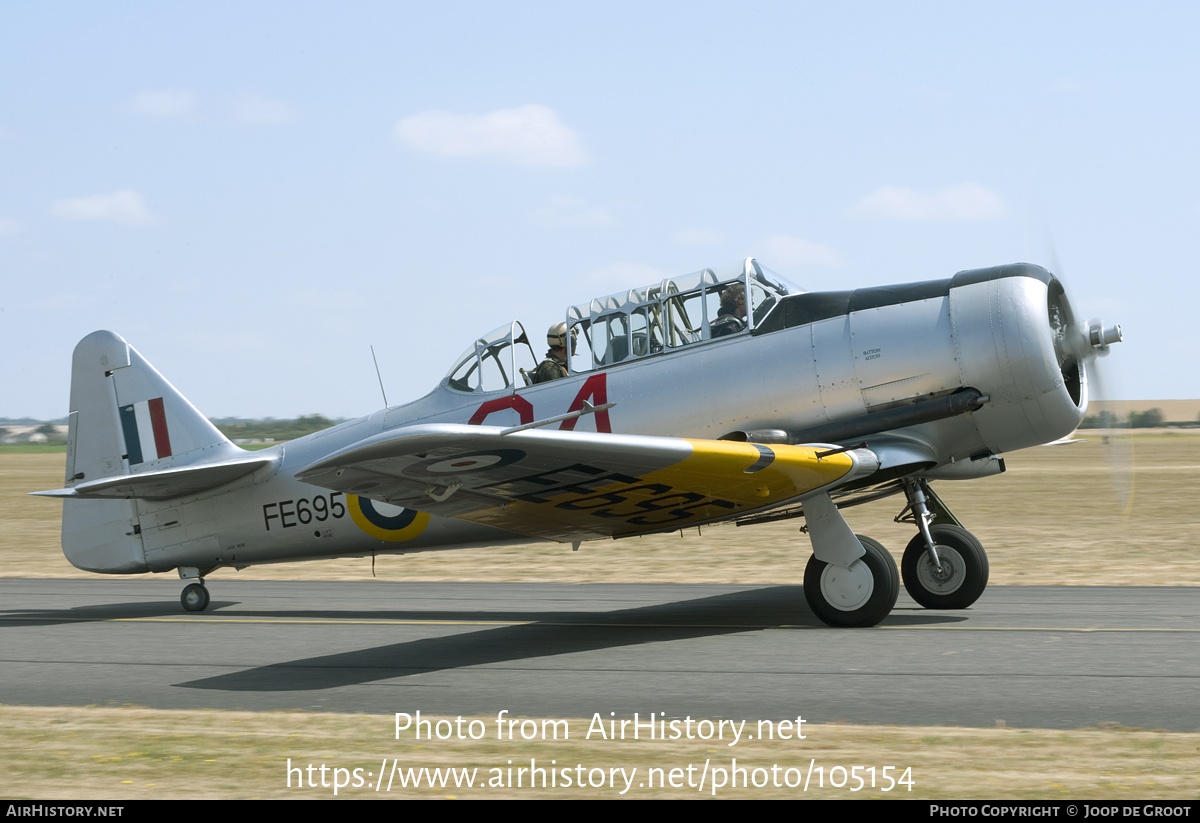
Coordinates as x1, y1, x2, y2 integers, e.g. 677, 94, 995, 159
1, 579, 1196, 730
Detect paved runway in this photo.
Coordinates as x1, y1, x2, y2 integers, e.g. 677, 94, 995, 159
1, 578, 1196, 730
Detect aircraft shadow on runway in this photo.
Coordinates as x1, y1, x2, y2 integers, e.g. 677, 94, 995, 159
0, 599, 200, 626
170, 586, 966, 693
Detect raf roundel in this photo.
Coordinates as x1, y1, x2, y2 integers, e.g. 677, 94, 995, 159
419, 449, 525, 475
424, 453, 523, 475
347, 495, 431, 542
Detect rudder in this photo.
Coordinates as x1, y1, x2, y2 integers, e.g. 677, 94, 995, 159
61, 331, 239, 573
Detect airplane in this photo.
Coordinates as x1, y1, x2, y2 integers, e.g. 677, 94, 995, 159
31, 258, 1122, 627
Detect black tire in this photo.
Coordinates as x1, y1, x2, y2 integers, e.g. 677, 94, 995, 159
804, 535, 899, 627
181, 582, 210, 613
901, 524, 989, 609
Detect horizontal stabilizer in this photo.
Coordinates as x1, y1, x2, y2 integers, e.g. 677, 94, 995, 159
31, 456, 274, 501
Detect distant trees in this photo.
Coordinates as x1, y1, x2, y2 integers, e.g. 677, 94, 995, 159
1128, 408, 1164, 428
212, 415, 338, 443
32, 423, 67, 443
1079, 410, 1122, 428
1079, 407, 1166, 429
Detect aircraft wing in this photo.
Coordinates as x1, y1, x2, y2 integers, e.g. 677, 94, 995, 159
295, 424, 880, 542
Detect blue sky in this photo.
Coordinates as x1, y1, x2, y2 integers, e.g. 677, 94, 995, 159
2, 2, 1195, 419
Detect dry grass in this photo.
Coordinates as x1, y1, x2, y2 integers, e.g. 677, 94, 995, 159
5, 433, 1199, 585
2, 706, 1197, 800
4, 439, 1199, 801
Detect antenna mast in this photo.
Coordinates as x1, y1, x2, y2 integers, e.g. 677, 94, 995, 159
370, 345, 389, 408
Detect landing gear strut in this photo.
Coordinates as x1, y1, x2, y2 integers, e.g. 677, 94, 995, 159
898, 480, 989, 609
181, 581, 210, 612
800, 492, 899, 627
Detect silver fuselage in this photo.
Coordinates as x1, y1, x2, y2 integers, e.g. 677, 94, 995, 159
64, 264, 1087, 575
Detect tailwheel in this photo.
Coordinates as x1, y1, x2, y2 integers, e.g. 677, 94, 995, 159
181, 581, 210, 613
901, 524, 989, 609
804, 535, 899, 627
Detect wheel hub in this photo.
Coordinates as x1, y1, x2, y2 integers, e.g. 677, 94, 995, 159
819, 559, 875, 611
916, 546, 965, 594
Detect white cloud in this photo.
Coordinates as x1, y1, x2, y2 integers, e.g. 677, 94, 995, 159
534, 196, 613, 225
125, 90, 298, 126
0, 217, 23, 236
761, 235, 843, 267
232, 94, 298, 125
850, 183, 1006, 222
584, 262, 672, 293
674, 228, 720, 245
394, 104, 588, 167
124, 89, 199, 120
51, 190, 156, 225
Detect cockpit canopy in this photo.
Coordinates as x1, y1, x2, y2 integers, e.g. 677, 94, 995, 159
443, 258, 799, 392
444, 321, 539, 394
565, 258, 797, 373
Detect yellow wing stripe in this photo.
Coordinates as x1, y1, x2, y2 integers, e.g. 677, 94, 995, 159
462, 439, 855, 540
656, 440, 853, 506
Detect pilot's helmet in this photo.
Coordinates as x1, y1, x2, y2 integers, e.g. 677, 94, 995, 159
548, 321, 577, 350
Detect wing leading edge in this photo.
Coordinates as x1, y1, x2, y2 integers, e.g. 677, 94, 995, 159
295, 424, 880, 542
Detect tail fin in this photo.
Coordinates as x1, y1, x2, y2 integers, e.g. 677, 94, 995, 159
55, 331, 243, 573
68, 330, 237, 482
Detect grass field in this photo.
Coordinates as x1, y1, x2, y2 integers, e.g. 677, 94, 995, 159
3, 433, 1198, 800
2, 707, 1198, 800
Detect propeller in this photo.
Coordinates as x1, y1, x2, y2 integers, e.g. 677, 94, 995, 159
1045, 248, 1133, 517
1084, 337, 1135, 518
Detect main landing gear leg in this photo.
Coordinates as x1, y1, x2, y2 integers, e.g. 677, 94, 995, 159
801, 492, 899, 627
898, 479, 989, 610
178, 568, 210, 612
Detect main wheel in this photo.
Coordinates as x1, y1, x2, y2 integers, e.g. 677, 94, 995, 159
901, 524, 989, 609
804, 535, 899, 627
181, 582, 210, 612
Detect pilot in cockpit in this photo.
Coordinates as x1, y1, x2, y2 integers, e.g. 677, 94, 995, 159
532, 322, 576, 384
710, 284, 747, 337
